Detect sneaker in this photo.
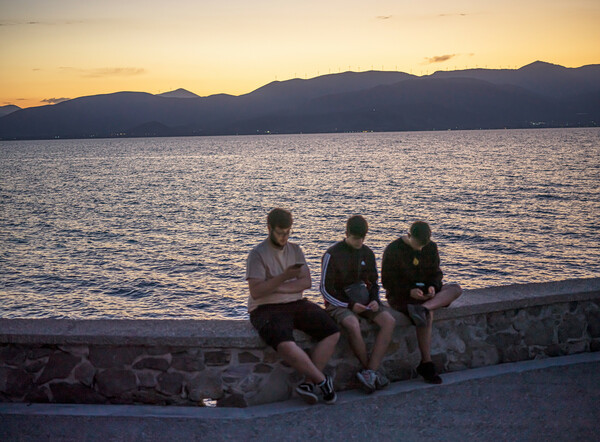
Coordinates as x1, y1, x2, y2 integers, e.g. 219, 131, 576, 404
295, 382, 318, 405
356, 369, 376, 393
317, 375, 337, 404
374, 371, 390, 390
407, 304, 429, 327
416, 361, 442, 384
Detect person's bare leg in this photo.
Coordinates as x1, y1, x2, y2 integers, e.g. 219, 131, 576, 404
367, 311, 396, 371
415, 310, 434, 362
340, 316, 369, 367
423, 283, 462, 311
309, 331, 340, 373
277, 341, 326, 384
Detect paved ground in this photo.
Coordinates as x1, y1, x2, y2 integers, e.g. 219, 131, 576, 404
1, 352, 599, 441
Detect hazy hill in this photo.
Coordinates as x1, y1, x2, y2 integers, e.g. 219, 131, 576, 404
0, 105, 21, 118
156, 88, 200, 99
0, 62, 598, 140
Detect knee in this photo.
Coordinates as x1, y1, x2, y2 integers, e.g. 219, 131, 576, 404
378, 312, 396, 331
342, 316, 362, 337
452, 283, 463, 300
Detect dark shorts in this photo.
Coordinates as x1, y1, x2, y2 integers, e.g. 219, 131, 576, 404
249, 299, 339, 350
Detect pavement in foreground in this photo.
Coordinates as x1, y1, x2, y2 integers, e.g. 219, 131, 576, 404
1, 352, 599, 441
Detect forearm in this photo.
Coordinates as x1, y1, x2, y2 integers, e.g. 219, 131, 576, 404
248, 274, 290, 299
278, 275, 311, 293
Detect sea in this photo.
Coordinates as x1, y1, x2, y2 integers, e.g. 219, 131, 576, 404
1, 128, 599, 320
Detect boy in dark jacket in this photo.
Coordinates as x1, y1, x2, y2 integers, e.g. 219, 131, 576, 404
382, 221, 462, 384
321, 215, 396, 393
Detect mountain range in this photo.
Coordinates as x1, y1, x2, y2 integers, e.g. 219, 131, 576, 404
1, 61, 598, 140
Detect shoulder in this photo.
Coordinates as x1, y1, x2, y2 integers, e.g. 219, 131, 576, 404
325, 240, 345, 256
423, 241, 439, 253
361, 245, 376, 258
384, 238, 403, 254
248, 239, 269, 258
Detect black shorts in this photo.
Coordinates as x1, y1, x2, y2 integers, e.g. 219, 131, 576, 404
250, 299, 339, 350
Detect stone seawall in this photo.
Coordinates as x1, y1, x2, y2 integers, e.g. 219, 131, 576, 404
1, 278, 598, 407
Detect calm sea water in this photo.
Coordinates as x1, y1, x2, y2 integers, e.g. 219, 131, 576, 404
1, 128, 599, 319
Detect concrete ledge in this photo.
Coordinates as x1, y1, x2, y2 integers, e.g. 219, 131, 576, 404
1, 278, 598, 347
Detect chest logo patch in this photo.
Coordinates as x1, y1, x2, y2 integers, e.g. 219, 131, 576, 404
413, 257, 419, 266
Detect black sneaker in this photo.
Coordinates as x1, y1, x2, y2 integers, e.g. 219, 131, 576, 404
317, 375, 337, 404
295, 382, 318, 405
407, 304, 429, 327
416, 361, 442, 384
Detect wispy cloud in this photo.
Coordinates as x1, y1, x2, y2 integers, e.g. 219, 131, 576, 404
42, 97, 71, 105
424, 54, 458, 64
376, 15, 392, 20
60, 67, 146, 78
0, 20, 85, 26
438, 13, 468, 17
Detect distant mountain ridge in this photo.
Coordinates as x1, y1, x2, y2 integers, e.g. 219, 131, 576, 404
0, 105, 21, 118
1, 61, 598, 140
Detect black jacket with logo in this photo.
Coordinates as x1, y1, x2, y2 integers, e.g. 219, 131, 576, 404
320, 240, 380, 309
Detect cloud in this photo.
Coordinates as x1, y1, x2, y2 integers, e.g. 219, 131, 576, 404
424, 54, 458, 64
0, 20, 85, 26
438, 13, 468, 17
376, 15, 392, 20
60, 67, 146, 78
42, 97, 71, 105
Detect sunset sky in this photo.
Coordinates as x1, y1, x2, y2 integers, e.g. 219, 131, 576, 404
2, 0, 599, 109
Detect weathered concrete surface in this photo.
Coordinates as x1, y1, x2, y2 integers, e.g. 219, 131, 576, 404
1, 353, 598, 441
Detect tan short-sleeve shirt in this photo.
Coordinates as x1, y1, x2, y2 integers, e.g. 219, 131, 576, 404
245, 239, 307, 312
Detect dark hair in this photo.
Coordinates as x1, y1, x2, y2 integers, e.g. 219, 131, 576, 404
410, 221, 431, 246
267, 208, 293, 229
346, 215, 368, 238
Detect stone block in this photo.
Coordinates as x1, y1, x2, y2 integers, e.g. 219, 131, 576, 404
50, 382, 106, 404
590, 339, 600, 352
58, 345, 89, 358
95, 369, 137, 397
246, 367, 292, 406
24, 386, 50, 403
73, 360, 96, 387
157, 372, 184, 395
262, 349, 279, 364
586, 310, 600, 338
131, 388, 171, 405
486, 312, 514, 333
132, 357, 170, 371
36, 351, 81, 385
204, 351, 231, 366
381, 360, 413, 382
171, 353, 204, 372
558, 313, 586, 342
238, 351, 260, 364
0, 367, 33, 397
253, 363, 273, 374
146, 346, 172, 356
25, 359, 46, 374
512, 310, 530, 332
502, 346, 530, 362
524, 320, 555, 346
470, 346, 500, 368
332, 361, 361, 389
222, 365, 252, 384
0, 345, 27, 367
217, 392, 248, 408
187, 370, 223, 401
136, 370, 157, 388
27, 347, 54, 360
544, 344, 565, 357
88, 346, 144, 368
486, 331, 521, 349
566, 341, 588, 354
